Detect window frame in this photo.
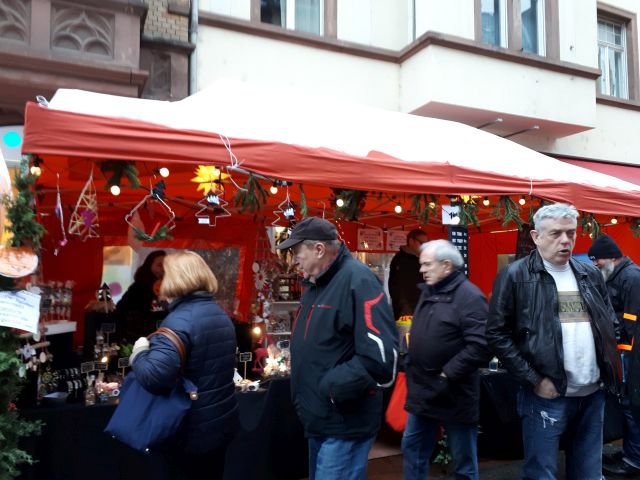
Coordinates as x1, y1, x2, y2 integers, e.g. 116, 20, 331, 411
597, 3, 638, 101
474, 0, 559, 59
252, 0, 335, 38
479, 0, 509, 49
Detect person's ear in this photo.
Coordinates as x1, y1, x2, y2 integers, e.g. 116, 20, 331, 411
530, 230, 540, 245
314, 242, 326, 258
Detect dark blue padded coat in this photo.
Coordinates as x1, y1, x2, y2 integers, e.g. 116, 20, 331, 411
132, 292, 238, 454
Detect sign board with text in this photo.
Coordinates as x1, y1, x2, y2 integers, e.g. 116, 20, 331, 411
0, 290, 41, 334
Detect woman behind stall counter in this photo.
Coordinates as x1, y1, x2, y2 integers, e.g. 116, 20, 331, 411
129, 250, 238, 480
115, 250, 167, 341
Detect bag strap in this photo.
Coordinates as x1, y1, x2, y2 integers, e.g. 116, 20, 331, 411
148, 327, 187, 374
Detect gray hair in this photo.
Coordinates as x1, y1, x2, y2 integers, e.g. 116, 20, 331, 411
533, 203, 579, 232
301, 239, 342, 254
420, 239, 464, 269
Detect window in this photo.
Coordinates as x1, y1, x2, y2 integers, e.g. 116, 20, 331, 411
260, 0, 323, 35
475, 0, 557, 57
598, 17, 629, 99
481, 0, 508, 48
521, 0, 545, 55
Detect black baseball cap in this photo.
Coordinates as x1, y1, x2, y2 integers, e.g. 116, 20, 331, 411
276, 217, 338, 250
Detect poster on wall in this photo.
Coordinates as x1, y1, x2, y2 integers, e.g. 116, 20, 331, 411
386, 230, 408, 252
448, 225, 469, 277
357, 228, 384, 251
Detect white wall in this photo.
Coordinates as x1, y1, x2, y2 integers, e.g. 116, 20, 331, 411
559, 0, 597, 67
337, 0, 411, 50
414, 0, 475, 41
197, 26, 400, 110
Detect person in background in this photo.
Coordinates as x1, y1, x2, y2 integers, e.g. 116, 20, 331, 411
277, 216, 398, 480
487, 203, 620, 480
588, 234, 640, 478
115, 250, 166, 341
388, 229, 428, 354
402, 239, 489, 480
129, 250, 238, 480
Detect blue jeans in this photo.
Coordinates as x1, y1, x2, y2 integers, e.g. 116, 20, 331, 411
518, 387, 605, 480
308, 435, 375, 480
401, 413, 479, 480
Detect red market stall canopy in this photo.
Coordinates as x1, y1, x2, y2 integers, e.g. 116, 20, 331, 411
22, 80, 640, 218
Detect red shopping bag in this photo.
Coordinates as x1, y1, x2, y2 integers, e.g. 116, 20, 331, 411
385, 372, 408, 432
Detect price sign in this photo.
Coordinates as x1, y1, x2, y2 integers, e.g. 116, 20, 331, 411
94, 362, 108, 371
117, 357, 130, 368
101, 323, 116, 334
80, 361, 95, 374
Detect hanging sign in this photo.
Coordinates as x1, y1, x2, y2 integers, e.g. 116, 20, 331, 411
0, 290, 41, 333
386, 231, 408, 252
441, 205, 460, 225
357, 228, 384, 251
448, 225, 469, 277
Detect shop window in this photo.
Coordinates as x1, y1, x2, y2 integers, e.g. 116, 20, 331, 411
260, 0, 324, 35
598, 17, 629, 99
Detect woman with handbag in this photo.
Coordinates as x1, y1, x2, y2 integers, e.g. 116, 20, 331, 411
128, 250, 238, 479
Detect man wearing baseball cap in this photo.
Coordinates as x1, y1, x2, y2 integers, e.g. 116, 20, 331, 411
277, 216, 398, 480
589, 234, 640, 478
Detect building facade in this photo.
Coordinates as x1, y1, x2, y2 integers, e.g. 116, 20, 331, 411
195, 0, 640, 169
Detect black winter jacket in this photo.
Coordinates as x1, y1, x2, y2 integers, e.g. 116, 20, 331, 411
605, 257, 640, 343
487, 250, 621, 396
388, 247, 422, 319
132, 292, 238, 454
405, 271, 490, 424
291, 245, 398, 438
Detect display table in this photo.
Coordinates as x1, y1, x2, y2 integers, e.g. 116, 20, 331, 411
18, 377, 307, 480
478, 369, 624, 459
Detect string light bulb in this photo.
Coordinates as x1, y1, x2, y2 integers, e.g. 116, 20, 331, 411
159, 167, 170, 178
519, 195, 526, 206
110, 185, 121, 196
483, 196, 490, 207
451, 215, 461, 225
252, 326, 262, 336
30, 158, 42, 177
394, 203, 402, 214
611, 217, 618, 225
336, 198, 345, 207
270, 184, 278, 195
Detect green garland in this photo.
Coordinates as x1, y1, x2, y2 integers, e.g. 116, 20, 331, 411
233, 174, 268, 213
100, 160, 140, 190
410, 194, 438, 224
458, 200, 480, 228
334, 189, 367, 221
0, 155, 43, 478
491, 196, 524, 230
4, 157, 46, 252
630, 218, 640, 238
581, 212, 601, 238
298, 184, 308, 218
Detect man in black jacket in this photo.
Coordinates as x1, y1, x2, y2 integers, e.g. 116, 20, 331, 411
277, 217, 398, 480
388, 229, 428, 354
402, 239, 489, 480
589, 234, 640, 477
488, 203, 620, 480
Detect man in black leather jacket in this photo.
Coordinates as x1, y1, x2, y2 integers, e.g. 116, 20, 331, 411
487, 203, 620, 480
589, 234, 640, 477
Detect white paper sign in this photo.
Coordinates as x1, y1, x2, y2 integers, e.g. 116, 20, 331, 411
386, 231, 408, 252
357, 228, 384, 251
441, 205, 460, 225
0, 290, 41, 333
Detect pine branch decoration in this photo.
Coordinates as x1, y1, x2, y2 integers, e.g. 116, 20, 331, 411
581, 213, 601, 238
298, 184, 308, 218
99, 160, 140, 190
410, 194, 438, 224
334, 189, 367, 221
233, 174, 268, 213
630, 218, 640, 238
491, 196, 524, 230
458, 200, 480, 228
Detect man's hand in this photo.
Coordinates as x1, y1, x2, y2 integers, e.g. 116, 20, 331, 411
534, 377, 560, 399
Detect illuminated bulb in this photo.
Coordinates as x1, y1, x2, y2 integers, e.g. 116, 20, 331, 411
275, 226, 286, 233
159, 167, 170, 178
110, 185, 121, 196
394, 203, 402, 214
101, 355, 108, 363
611, 217, 618, 225
252, 326, 262, 336
428, 201, 436, 209
451, 215, 461, 225
269, 185, 278, 195
519, 196, 526, 206
30, 165, 41, 177
336, 198, 345, 207
483, 197, 490, 207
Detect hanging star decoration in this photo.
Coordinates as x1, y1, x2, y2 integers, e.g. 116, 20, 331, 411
53, 174, 68, 255
68, 169, 99, 241
191, 165, 229, 195
195, 181, 231, 227
124, 181, 176, 242
272, 186, 297, 226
